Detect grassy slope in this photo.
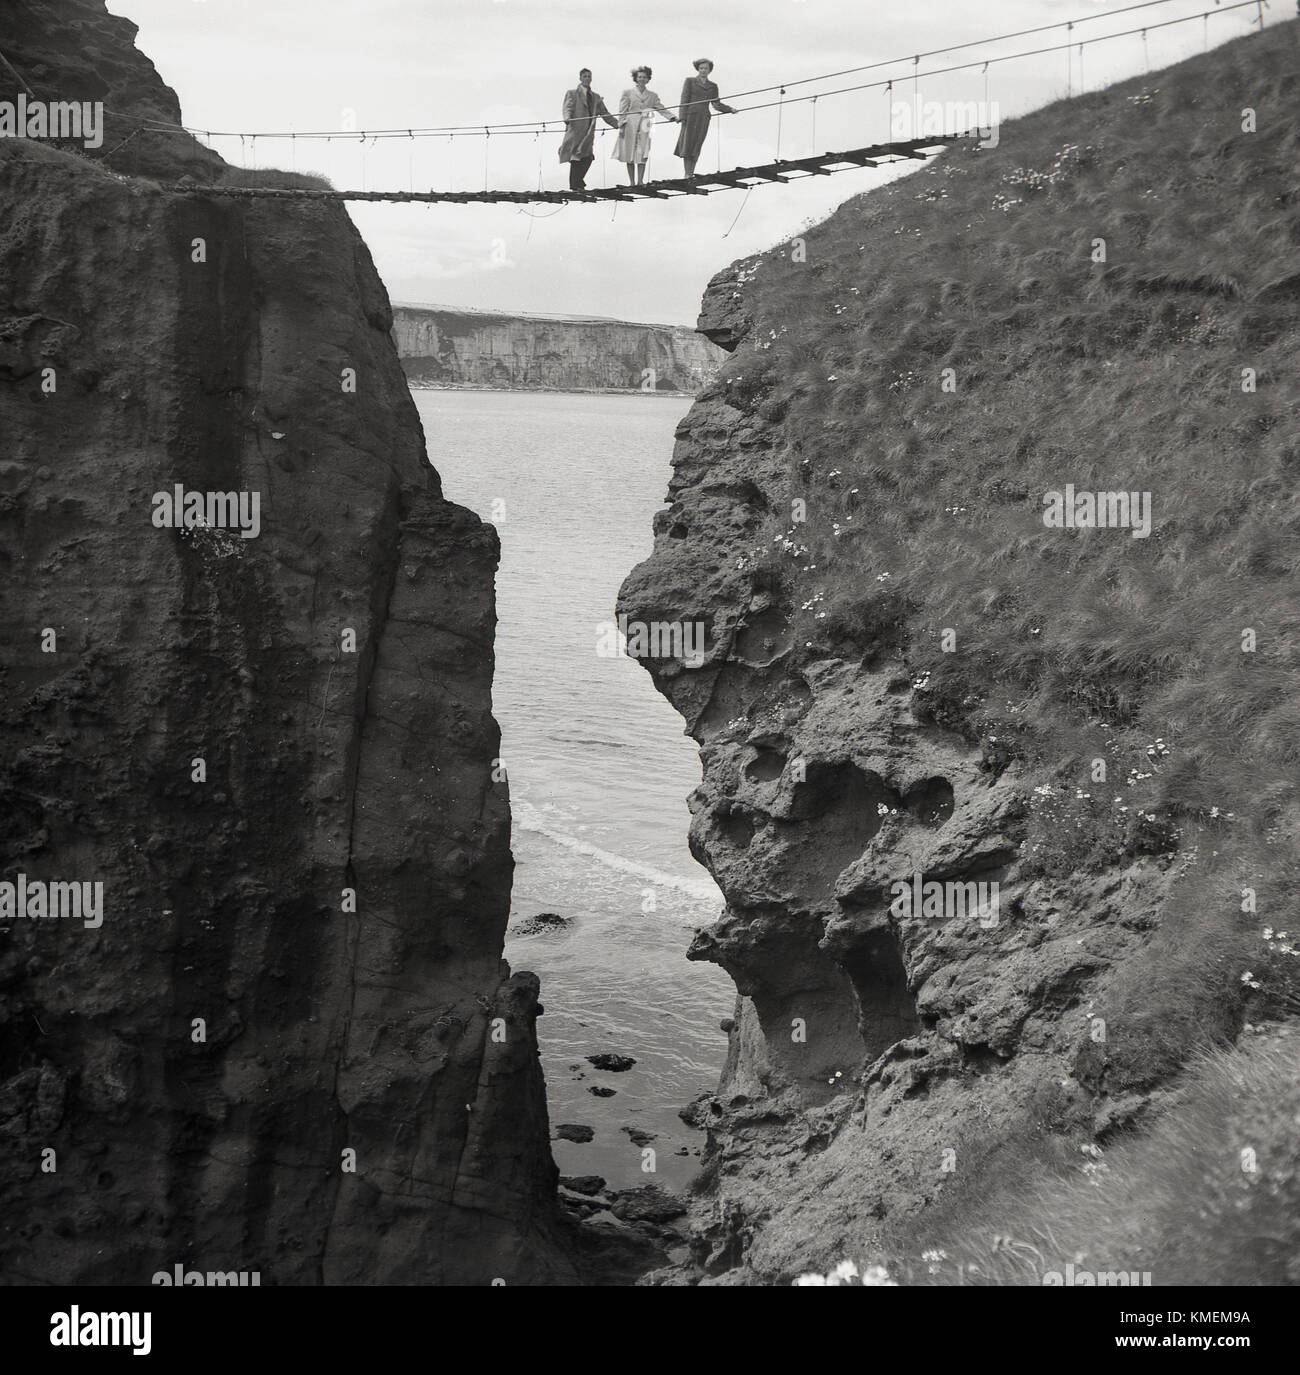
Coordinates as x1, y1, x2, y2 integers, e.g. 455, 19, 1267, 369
815, 1029, 1300, 1285
717, 21, 1299, 1280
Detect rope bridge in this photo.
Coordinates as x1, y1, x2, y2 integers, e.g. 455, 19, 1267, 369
178, 136, 961, 205
3, 0, 1262, 204
143, 0, 1266, 206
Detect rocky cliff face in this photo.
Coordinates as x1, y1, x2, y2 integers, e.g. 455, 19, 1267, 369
0, 1, 572, 1284
392, 305, 724, 392
620, 21, 1300, 1285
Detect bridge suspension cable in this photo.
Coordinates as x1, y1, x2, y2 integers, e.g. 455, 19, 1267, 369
106, 0, 1257, 146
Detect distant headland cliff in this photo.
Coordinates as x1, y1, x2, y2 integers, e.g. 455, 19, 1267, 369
391, 304, 725, 393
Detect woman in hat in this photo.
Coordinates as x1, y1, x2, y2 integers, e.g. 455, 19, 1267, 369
674, 58, 737, 178
614, 66, 677, 185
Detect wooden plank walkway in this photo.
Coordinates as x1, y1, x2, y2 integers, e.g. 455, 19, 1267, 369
174, 135, 962, 204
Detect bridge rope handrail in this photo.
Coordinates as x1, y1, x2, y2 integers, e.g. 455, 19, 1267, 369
96, 0, 1263, 145
699, 0, 1192, 104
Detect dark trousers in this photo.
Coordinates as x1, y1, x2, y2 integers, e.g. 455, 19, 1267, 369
569, 155, 594, 190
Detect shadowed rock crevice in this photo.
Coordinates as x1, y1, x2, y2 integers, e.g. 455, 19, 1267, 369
836, 931, 923, 1065
902, 776, 955, 827
689, 909, 868, 1104
732, 607, 792, 666
767, 762, 888, 902
742, 743, 788, 784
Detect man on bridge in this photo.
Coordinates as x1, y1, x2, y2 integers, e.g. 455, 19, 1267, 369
559, 67, 619, 190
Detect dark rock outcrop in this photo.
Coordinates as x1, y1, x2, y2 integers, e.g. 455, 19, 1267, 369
609, 1185, 686, 1225
0, 1, 572, 1285
586, 1053, 635, 1072
511, 911, 569, 935
555, 1124, 595, 1144
559, 1175, 606, 1196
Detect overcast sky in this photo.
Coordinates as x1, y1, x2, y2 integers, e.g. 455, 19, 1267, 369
107, 0, 1268, 324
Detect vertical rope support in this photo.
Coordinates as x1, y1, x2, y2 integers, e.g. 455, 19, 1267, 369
535, 127, 542, 192
291, 132, 296, 172
775, 86, 785, 160
483, 126, 490, 192
883, 80, 892, 143
1079, 43, 1086, 94
1067, 22, 1074, 95
722, 185, 753, 239
811, 95, 817, 155
408, 131, 414, 192
0, 46, 36, 97
1141, 28, 1149, 72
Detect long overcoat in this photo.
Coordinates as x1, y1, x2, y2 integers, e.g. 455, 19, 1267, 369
558, 86, 616, 162
674, 75, 730, 160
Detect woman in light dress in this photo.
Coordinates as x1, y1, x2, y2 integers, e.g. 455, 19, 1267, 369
614, 65, 677, 185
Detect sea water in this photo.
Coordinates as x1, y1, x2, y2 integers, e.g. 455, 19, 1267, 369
414, 389, 733, 1194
